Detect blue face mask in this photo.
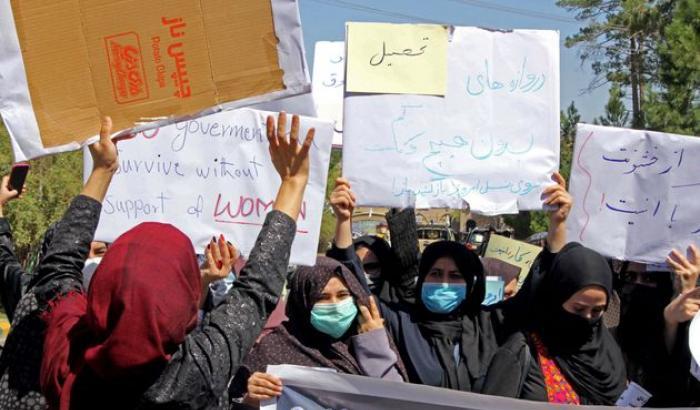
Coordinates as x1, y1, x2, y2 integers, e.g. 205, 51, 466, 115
310, 297, 358, 339
421, 282, 468, 314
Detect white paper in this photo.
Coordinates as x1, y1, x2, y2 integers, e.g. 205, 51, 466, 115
85, 108, 333, 266
616, 382, 652, 408
312, 41, 345, 146
567, 124, 700, 264
342, 27, 560, 214
264, 364, 670, 410
690, 313, 700, 374
691, 358, 700, 383
0, 0, 311, 161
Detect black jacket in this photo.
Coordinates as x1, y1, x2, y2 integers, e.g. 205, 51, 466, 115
0, 195, 295, 410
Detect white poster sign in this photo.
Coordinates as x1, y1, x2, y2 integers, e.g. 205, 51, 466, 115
262, 365, 680, 410
86, 108, 333, 266
568, 124, 700, 264
342, 27, 560, 215
312, 41, 345, 146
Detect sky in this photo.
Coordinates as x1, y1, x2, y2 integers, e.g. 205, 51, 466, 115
297, 0, 610, 121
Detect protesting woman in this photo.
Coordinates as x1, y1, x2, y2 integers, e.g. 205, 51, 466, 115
326, 173, 573, 392
229, 256, 407, 408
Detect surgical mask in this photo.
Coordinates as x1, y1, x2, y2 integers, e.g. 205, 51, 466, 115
310, 297, 358, 339
421, 282, 467, 314
82, 257, 102, 289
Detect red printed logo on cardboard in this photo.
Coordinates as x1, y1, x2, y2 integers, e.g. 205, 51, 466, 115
105, 32, 149, 104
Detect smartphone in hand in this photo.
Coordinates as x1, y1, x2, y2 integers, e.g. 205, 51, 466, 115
8, 162, 30, 194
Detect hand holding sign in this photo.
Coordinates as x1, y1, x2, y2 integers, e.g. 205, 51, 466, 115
267, 112, 315, 221
330, 178, 356, 222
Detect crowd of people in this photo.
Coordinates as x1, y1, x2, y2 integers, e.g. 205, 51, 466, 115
0, 113, 698, 409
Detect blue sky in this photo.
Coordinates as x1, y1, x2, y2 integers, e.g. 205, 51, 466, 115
297, 0, 610, 121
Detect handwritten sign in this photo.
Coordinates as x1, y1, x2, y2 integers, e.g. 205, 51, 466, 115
345, 22, 448, 96
312, 41, 345, 146
343, 27, 560, 214
567, 124, 700, 264
484, 234, 542, 286
85, 108, 333, 266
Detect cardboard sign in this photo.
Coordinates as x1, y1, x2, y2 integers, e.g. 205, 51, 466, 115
567, 124, 700, 263
484, 234, 542, 286
312, 41, 345, 146
84, 108, 333, 266
0, 0, 310, 161
345, 23, 448, 96
342, 27, 560, 214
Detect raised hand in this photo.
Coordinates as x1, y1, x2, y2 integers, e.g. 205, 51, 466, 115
89, 116, 120, 174
357, 296, 385, 334
268, 112, 315, 221
202, 235, 238, 286
267, 112, 314, 186
543, 171, 573, 253
543, 171, 573, 225
330, 178, 356, 221
667, 245, 700, 293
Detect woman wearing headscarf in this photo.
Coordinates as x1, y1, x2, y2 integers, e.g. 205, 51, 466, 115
480, 242, 627, 405
0, 113, 312, 410
229, 256, 407, 408
609, 260, 674, 406
326, 178, 420, 308
327, 173, 575, 392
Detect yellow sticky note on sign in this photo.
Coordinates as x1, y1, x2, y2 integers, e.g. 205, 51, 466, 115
345, 22, 448, 96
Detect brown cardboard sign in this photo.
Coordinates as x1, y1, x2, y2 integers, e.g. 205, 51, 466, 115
10, 0, 286, 149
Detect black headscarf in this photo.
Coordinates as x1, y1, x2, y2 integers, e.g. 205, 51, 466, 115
239, 256, 407, 378
518, 242, 627, 405
616, 268, 673, 393
353, 235, 400, 303
415, 241, 495, 392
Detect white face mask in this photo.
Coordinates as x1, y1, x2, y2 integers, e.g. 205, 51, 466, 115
82, 257, 103, 288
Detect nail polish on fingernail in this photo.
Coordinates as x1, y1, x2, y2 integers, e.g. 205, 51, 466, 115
227, 241, 232, 246
216, 261, 223, 269
212, 236, 216, 242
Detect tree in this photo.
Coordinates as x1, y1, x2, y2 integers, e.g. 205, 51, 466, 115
645, 0, 700, 135
0, 120, 84, 265
595, 83, 630, 127
557, 0, 669, 128
317, 149, 342, 252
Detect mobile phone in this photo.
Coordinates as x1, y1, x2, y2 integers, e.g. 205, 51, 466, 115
8, 162, 30, 193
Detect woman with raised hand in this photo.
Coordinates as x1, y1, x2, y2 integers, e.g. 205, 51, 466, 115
326, 172, 574, 392
229, 256, 407, 408
22, 112, 314, 410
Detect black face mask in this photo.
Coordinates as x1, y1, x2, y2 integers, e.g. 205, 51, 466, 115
540, 306, 599, 353
618, 283, 669, 352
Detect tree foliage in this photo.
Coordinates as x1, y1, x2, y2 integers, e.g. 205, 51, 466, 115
0, 120, 84, 265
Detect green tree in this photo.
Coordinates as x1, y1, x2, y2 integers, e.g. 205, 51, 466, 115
557, 0, 669, 128
317, 149, 342, 253
595, 83, 630, 127
0, 120, 84, 265
645, 0, 700, 135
